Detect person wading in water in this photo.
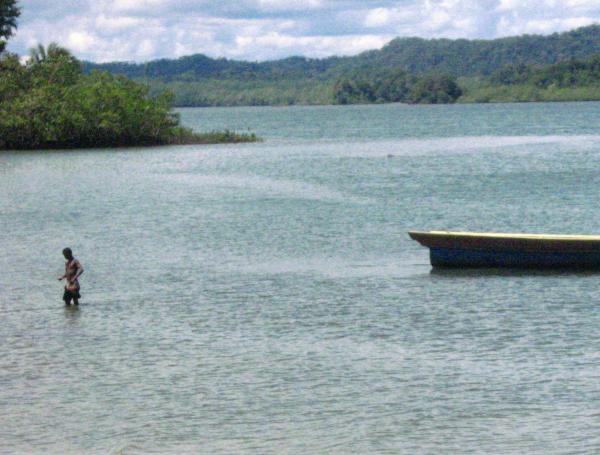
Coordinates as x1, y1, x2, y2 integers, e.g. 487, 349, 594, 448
58, 248, 84, 305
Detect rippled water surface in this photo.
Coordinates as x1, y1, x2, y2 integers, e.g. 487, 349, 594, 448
2, 102, 600, 454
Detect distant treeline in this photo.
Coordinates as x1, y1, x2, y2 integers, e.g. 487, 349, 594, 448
151, 54, 600, 106
360, 25, 600, 77
150, 72, 464, 107
333, 70, 462, 104
461, 55, 600, 103
85, 25, 600, 81
148, 78, 333, 107
82, 24, 600, 107
491, 55, 600, 88
84, 55, 346, 83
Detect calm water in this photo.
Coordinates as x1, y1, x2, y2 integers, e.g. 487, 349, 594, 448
2, 102, 600, 454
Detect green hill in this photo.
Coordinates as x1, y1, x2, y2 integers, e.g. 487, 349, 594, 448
460, 54, 600, 103
351, 25, 600, 76
85, 25, 600, 81
82, 25, 600, 106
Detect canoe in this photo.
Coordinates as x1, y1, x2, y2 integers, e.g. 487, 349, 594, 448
409, 231, 600, 269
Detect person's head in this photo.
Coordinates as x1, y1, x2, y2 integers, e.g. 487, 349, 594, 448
62, 248, 73, 260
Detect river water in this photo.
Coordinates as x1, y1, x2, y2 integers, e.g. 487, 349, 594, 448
2, 102, 600, 454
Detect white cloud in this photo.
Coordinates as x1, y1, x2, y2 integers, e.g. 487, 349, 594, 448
137, 39, 155, 58
497, 0, 520, 12
6, 0, 600, 62
257, 0, 323, 10
564, 0, 599, 9
233, 32, 391, 59
95, 14, 144, 31
112, 0, 169, 13
497, 15, 599, 36
67, 31, 97, 53
365, 8, 392, 28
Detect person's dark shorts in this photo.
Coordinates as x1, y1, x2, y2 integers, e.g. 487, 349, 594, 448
63, 287, 81, 304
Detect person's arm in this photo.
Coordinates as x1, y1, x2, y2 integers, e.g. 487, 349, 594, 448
73, 260, 84, 280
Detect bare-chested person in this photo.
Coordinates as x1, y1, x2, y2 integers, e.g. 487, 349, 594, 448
58, 248, 84, 305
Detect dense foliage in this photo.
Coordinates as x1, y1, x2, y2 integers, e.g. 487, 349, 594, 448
490, 55, 600, 88
0, 47, 258, 149
333, 70, 462, 104
78, 24, 600, 107
148, 78, 333, 107
461, 55, 600, 103
82, 55, 347, 83
355, 26, 600, 77
0, 2, 259, 150
85, 25, 600, 82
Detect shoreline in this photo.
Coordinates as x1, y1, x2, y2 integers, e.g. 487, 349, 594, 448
0, 129, 261, 151
173, 95, 600, 108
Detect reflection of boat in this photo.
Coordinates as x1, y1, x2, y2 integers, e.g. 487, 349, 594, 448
409, 231, 600, 269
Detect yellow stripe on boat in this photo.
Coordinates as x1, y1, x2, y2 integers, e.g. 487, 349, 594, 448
425, 231, 600, 241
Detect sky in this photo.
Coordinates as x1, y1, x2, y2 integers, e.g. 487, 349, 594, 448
6, 0, 600, 63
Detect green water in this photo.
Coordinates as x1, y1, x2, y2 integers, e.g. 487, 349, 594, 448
2, 102, 600, 454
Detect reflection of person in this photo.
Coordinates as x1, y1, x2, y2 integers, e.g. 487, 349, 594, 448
58, 248, 84, 305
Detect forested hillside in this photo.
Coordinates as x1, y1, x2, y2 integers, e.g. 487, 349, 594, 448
333, 70, 462, 105
82, 24, 600, 106
461, 54, 600, 103
85, 25, 600, 82
351, 25, 600, 77
83, 55, 347, 83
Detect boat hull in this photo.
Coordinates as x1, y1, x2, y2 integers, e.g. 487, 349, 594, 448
410, 231, 600, 269
430, 246, 600, 269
